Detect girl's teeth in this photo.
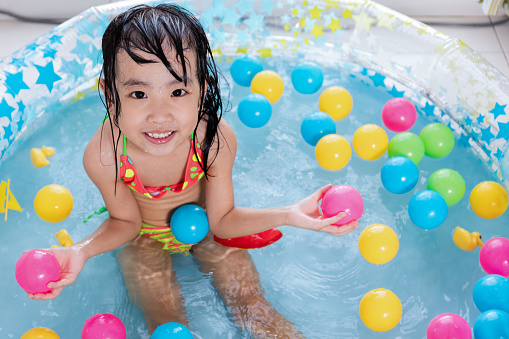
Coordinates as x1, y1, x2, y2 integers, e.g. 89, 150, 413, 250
147, 132, 173, 139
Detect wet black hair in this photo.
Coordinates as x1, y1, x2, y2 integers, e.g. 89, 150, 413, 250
100, 3, 223, 186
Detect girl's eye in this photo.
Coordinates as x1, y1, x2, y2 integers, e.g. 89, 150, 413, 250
131, 91, 146, 99
172, 89, 187, 97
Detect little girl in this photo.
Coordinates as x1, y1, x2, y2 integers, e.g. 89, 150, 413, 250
28, 4, 359, 337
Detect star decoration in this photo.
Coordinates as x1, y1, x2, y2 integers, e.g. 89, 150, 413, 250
72, 91, 88, 102
35, 61, 62, 92
309, 5, 323, 20
496, 120, 509, 140
490, 102, 507, 119
323, 0, 340, 10
352, 12, 376, 33
476, 114, 485, 125
309, 23, 324, 39
480, 126, 495, 143
257, 48, 272, 59
342, 9, 353, 19
41, 45, 58, 59
387, 86, 405, 97
369, 73, 386, 87
422, 102, 435, 117
327, 18, 342, 33
4, 71, 29, 96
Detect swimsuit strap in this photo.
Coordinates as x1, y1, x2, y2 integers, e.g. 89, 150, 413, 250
123, 135, 127, 156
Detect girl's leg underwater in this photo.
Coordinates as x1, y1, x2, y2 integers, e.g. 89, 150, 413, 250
191, 234, 305, 339
117, 235, 187, 334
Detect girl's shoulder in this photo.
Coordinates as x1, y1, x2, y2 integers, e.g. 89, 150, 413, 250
83, 122, 119, 180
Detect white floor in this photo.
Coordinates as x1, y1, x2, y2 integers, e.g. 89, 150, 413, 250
0, 1, 508, 77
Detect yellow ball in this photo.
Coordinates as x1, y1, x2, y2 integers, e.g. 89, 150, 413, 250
21, 327, 60, 339
318, 86, 353, 121
359, 288, 402, 332
470, 181, 509, 219
358, 224, 399, 265
315, 134, 352, 171
250, 70, 284, 103
352, 124, 389, 160
34, 184, 73, 223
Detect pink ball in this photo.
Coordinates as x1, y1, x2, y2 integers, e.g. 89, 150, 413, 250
479, 237, 509, 277
426, 313, 472, 339
81, 313, 126, 339
321, 185, 364, 226
381, 98, 417, 132
15, 249, 60, 294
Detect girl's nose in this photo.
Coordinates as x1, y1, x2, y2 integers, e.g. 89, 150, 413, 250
147, 97, 173, 124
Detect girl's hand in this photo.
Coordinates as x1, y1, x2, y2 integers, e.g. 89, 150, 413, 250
27, 246, 87, 301
288, 184, 360, 236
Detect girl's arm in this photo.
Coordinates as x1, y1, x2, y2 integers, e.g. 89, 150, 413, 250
205, 121, 359, 240
28, 130, 141, 301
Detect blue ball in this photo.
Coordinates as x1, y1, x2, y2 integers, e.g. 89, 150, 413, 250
152, 322, 193, 339
474, 309, 509, 339
473, 274, 509, 313
381, 156, 419, 194
291, 61, 324, 94
230, 55, 263, 87
408, 190, 448, 229
238, 93, 272, 128
170, 204, 209, 244
300, 111, 336, 146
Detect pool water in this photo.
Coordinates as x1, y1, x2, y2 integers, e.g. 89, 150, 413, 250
1, 56, 507, 338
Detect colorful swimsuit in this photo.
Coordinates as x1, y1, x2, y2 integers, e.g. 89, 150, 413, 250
119, 134, 282, 254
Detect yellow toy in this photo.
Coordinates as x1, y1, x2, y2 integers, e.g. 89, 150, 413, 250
21, 327, 60, 339
358, 224, 399, 264
470, 181, 508, 219
359, 288, 402, 332
315, 134, 351, 171
34, 184, 73, 223
0, 179, 22, 221
318, 86, 353, 120
352, 124, 389, 161
452, 226, 483, 251
55, 229, 74, 247
30, 146, 55, 168
250, 70, 284, 103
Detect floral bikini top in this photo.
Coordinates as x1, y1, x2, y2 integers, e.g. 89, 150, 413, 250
119, 134, 205, 199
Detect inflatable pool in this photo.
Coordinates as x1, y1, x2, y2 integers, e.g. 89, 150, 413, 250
1, 0, 508, 337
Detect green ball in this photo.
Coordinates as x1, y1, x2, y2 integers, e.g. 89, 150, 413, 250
420, 123, 455, 158
388, 132, 425, 165
427, 168, 465, 206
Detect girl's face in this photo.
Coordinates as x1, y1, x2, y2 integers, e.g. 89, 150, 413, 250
112, 45, 202, 157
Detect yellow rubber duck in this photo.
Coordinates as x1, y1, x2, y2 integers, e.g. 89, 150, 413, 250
30, 146, 55, 168
452, 226, 483, 251
54, 229, 74, 247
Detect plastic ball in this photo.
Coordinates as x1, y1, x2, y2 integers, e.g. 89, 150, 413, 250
473, 309, 509, 339
358, 224, 399, 265
470, 181, 509, 219
359, 288, 402, 332
420, 123, 455, 158
250, 70, 284, 103
381, 98, 417, 132
321, 185, 364, 226
381, 156, 419, 194
238, 93, 272, 128
352, 124, 388, 160
21, 327, 60, 339
427, 169, 465, 206
479, 237, 509, 277
81, 313, 126, 339
15, 249, 60, 294
426, 313, 472, 339
170, 204, 209, 244
473, 274, 509, 313
315, 134, 352, 171
318, 86, 353, 121
291, 61, 323, 94
230, 55, 263, 87
408, 190, 448, 229
152, 322, 193, 339
300, 111, 336, 146
34, 184, 73, 223
387, 132, 425, 165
